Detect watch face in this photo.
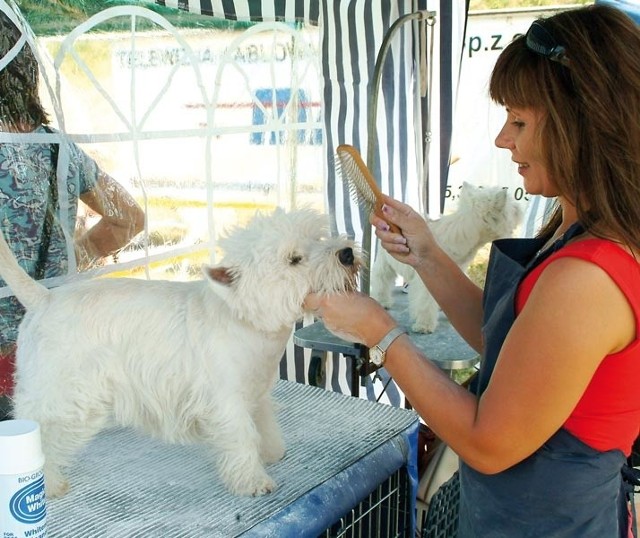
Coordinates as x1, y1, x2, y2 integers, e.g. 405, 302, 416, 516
369, 346, 384, 366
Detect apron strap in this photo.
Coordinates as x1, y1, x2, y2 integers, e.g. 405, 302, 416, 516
527, 221, 586, 269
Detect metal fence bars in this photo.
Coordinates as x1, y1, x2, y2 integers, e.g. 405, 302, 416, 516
421, 471, 460, 538
321, 466, 413, 538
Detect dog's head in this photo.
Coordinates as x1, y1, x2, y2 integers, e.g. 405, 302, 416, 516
459, 181, 523, 241
204, 208, 361, 333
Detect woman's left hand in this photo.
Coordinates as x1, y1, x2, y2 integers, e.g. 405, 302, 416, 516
304, 291, 397, 347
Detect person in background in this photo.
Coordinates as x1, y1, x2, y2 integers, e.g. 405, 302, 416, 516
0, 11, 145, 420
306, 5, 640, 536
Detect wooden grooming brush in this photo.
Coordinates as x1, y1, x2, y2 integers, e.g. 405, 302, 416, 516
335, 144, 401, 233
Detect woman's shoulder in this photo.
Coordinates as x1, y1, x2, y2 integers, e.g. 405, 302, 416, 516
521, 235, 640, 307
556, 236, 638, 268
547, 236, 640, 302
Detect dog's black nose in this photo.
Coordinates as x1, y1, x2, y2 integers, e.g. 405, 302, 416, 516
338, 247, 354, 266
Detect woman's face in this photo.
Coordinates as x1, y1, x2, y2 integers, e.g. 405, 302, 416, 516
494, 106, 559, 197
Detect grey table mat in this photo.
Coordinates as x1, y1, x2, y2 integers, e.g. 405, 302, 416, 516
46, 380, 418, 537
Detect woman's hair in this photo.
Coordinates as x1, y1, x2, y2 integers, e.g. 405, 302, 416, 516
0, 10, 48, 130
489, 5, 640, 248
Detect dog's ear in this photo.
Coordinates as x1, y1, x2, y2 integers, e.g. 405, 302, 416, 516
462, 180, 472, 191
493, 188, 508, 208
203, 266, 238, 304
205, 266, 235, 286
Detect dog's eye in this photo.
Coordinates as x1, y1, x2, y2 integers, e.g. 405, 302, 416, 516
289, 254, 303, 265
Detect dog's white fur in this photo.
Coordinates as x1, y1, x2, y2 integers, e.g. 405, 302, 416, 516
371, 182, 522, 333
2, 208, 359, 497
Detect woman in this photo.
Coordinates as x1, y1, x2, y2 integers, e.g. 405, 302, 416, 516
0, 11, 145, 418
306, 5, 640, 536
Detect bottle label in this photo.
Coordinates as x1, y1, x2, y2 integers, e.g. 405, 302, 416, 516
0, 470, 47, 538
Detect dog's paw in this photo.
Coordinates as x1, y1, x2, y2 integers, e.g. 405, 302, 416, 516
249, 476, 277, 496
411, 320, 437, 334
229, 473, 277, 497
373, 293, 394, 309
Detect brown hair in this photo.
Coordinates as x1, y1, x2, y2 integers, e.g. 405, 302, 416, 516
0, 10, 49, 130
489, 5, 640, 247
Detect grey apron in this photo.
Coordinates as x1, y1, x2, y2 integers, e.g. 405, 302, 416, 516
459, 224, 631, 537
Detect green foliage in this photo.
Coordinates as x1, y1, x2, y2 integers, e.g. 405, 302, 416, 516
17, 0, 595, 35
17, 0, 254, 36
470, 0, 592, 9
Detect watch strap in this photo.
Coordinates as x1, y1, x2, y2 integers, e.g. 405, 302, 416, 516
375, 326, 407, 353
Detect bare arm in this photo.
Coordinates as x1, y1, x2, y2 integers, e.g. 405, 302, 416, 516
372, 195, 485, 352
76, 171, 145, 261
306, 255, 634, 472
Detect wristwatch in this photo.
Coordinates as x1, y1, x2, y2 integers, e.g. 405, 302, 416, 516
368, 326, 407, 368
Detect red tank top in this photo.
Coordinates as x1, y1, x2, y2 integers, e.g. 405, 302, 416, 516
516, 239, 640, 455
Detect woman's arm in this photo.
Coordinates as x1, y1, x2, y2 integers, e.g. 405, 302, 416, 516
306, 255, 634, 473
77, 171, 144, 260
373, 195, 485, 352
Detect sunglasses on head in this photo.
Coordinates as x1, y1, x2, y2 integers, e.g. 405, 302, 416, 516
526, 20, 570, 67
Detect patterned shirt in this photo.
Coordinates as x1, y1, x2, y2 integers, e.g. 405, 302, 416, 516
0, 125, 99, 344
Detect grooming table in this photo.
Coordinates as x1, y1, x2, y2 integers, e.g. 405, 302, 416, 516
294, 287, 479, 397
46, 380, 419, 537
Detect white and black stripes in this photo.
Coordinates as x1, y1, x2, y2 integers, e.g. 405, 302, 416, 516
157, 0, 319, 23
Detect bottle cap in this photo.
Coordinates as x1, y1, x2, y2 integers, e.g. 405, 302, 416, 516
0, 419, 45, 474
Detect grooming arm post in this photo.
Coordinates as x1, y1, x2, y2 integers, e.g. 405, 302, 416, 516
362, 9, 436, 295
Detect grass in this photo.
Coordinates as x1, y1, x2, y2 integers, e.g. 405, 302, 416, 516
18, 0, 595, 35
18, 0, 255, 36
470, 0, 592, 8
468, 246, 491, 289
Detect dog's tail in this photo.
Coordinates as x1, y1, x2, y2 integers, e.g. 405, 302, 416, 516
0, 229, 50, 310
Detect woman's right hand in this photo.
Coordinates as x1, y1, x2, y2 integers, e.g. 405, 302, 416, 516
371, 195, 440, 270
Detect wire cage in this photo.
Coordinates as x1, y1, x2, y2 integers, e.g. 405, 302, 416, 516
319, 466, 413, 538
420, 471, 460, 538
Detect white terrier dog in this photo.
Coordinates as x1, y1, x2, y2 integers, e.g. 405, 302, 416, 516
2, 208, 360, 498
371, 182, 522, 333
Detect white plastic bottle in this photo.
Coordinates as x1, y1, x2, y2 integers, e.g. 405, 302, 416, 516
0, 420, 47, 538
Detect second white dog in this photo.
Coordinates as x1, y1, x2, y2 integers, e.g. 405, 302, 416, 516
371, 182, 522, 333
3, 208, 360, 498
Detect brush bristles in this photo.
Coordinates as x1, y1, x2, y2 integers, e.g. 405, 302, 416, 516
335, 149, 377, 212
334, 144, 400, 234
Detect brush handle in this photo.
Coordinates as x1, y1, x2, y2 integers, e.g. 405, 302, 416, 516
372, 199, 401, 235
